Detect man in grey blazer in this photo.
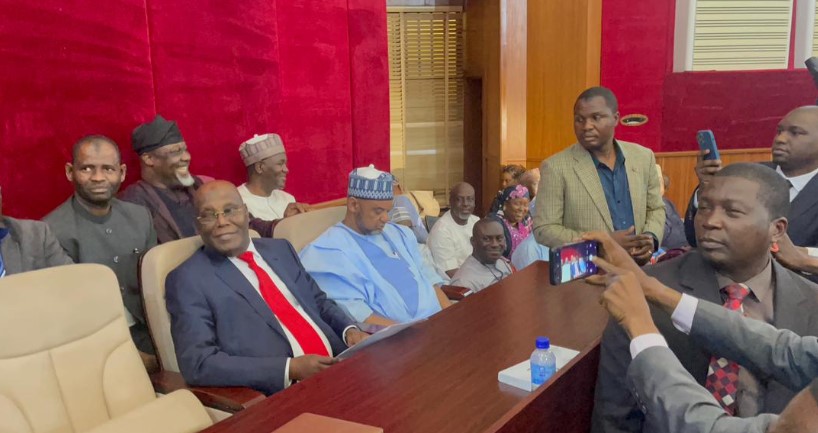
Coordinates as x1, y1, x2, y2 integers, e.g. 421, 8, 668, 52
534, 86, 664, 265
592, 163, 818, 432
589, 252, 818, 433
0, 187, 72, 276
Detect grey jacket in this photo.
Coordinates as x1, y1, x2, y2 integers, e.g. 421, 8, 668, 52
1, 216, 73, 274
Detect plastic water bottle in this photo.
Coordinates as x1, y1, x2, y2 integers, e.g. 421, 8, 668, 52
530, 336, 557, 389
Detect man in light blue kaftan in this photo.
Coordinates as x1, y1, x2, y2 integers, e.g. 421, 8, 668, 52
300, 165, 450, 326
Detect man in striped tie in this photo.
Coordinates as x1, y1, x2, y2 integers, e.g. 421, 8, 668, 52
166, 180, 369, 395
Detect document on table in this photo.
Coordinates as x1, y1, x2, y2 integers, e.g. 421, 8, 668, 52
497, 345, 580, 392
336, 318, 426, 360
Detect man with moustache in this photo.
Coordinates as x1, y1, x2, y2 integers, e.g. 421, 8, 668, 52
450, 218, 513, 293
592, 163, 818, 432
165, 181, 368, 395
237, 133, 311, 221
427, 182, 479, 277
121, 115, 276, 242
44, 135, 157, 359
300, 165, 451, 326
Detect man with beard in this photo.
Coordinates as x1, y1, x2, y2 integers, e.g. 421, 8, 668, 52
300, 165, 451, 326
121, 115, 276, 242
450, 218, 513, 293
44, 135, 157, 361
427, 182, 479, 277
237, 133, 311, 221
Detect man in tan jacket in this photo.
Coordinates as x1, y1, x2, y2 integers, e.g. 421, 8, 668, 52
534, 87, 665, 265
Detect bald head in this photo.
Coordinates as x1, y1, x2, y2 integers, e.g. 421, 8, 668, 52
194, 180, 251, 257
449, 182, 476, 224
773, 105, 818, 176
519, 169, 540, 198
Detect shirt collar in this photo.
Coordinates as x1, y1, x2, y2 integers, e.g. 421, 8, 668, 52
775, 165, 818, 193
590, 140, 626, 169
715, 256, 773, 305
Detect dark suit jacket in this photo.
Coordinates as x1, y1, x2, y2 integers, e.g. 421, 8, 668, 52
684, 161, 818, 247
591, 251, 818, 433
166, 238, 354, 395
1, 217, 73, 274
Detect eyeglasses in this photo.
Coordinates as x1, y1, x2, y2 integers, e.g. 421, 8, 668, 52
196, 205, 246, 226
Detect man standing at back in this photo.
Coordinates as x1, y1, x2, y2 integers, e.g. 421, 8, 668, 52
237, 133, 311, 221
534, 87, 665, 265
592, 163, 818, 432
300, 165, 451, 326
45, 135, 157, 360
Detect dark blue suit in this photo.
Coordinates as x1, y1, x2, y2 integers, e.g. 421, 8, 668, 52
166, 238, 354, 395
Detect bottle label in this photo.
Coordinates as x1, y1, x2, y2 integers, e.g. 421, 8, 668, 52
531, 363, 556, 388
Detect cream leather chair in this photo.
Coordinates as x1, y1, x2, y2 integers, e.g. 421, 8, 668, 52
273, 205, 346, 252
140, 234, 264, 418
0, 264, 212, 433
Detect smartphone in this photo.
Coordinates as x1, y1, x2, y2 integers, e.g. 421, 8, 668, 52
549, 240, 600, 285
697, 130, 720, 161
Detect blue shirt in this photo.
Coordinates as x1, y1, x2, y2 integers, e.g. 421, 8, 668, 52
591, 143, 635, 231
510, 234, 550, 270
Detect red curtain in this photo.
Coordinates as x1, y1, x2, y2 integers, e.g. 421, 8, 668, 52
0, 0, 389, 218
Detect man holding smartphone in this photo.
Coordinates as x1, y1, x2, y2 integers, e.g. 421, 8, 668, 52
534, 87, 665, 265
686, 106, 818, 254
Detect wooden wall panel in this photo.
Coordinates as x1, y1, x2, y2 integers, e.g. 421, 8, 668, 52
656, 148, 771, 212
526, 0, 602, 169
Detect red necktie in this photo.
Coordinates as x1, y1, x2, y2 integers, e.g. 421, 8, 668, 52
704, 283, 750, 415
238, 252, 329, 356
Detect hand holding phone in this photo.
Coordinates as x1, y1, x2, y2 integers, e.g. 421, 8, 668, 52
695, 130, 722, 185
549, 240, 600, 285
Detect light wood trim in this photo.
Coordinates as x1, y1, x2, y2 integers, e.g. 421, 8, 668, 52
387, 6, 463, 12
312, 198, 347, 209
656, 147, 771, 212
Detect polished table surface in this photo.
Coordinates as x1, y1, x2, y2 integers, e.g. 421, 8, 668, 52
201, 262, 608, 433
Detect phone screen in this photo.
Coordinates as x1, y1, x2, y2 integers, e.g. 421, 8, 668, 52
549, 240, 599, 285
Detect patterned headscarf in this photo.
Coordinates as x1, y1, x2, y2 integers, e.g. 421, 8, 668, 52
496, 184, 530, 209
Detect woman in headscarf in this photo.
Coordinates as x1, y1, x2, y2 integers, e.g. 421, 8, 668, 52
490, 184, 532, 258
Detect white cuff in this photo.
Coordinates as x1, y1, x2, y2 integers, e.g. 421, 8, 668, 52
629, 333, 669, 360
807, 247, 818, 258
284, 358, 292, 389
671, 293, 698, 335
342, 325, 358, 346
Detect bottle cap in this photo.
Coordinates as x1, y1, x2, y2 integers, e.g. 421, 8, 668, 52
536, 336, 550, 349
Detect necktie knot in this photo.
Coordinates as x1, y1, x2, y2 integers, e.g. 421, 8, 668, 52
238, 251, 256, 266
723, 283, 750, 302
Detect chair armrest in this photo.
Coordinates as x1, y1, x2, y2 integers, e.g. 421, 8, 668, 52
150, 370, 266, 413
440, 285, 473, 301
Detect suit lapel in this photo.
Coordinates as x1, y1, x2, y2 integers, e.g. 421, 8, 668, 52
253, 241, 316, 319
571, 144, 614, 230
789, 172, 818, 222
770, 260, 809, 333
208, 249, 289, 341
677, 252, 723, 304
1, 233, 22, 275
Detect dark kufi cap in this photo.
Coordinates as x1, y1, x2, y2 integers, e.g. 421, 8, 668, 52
131, 114, 184, 155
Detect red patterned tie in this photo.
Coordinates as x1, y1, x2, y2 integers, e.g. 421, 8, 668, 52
704, 283, 750, 415
238, 252, 329, 356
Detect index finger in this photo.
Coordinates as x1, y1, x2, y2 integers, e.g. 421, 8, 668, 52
592, 256, 628, 276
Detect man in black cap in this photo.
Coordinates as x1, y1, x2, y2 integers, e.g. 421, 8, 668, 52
121, 115, 276, 243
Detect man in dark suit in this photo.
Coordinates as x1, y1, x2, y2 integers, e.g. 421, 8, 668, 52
0, 187, 73, 276
166, 180, 368, 395
685, 106, 818, 249
592, 163, 818, 432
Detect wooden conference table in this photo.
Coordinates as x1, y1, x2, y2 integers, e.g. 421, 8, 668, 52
201, 262, 609, 433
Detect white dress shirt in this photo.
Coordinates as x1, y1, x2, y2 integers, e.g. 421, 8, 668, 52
228, 242, 337, 388
238, 183, 296, 220
427, 211, 479, 274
